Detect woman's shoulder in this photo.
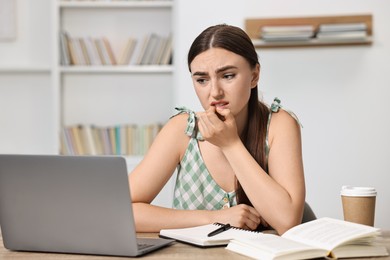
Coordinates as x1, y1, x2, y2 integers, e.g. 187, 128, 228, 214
164, 112, 189, 134
270, 108, 300, 129
266, 108, 302, 155
268, 100, 302, 144
152, 112, 190, 156
268, 98, 302, 129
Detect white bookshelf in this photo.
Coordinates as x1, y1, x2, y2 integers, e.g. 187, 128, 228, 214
0, 0, 174, 158
53, 0, 174, 157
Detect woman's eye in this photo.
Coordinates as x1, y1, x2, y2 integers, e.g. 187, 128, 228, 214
224, 73, 235, 80
196, 78, 207, 84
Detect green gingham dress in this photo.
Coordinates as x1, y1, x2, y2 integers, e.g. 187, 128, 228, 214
172, 98, 298, 210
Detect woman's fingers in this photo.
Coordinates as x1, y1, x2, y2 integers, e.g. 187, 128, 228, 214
218, 204, 262, 230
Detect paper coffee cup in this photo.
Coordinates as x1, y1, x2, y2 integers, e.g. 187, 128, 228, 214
341, 185, 376, 226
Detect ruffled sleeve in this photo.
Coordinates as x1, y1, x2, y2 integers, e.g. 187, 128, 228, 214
172, 107, 204, 141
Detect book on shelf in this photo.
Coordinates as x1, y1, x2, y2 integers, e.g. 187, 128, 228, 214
318, 22, 367, 33
108, 127, 117, 155
80, 124, 97, 155
143, 33, 160, 65
84, 37, 102, 65
74, 38, 89, 65
66, 37, 79, 65
119, 125, 127, 155
103, 37, 117, 65
100, 127, 112, 155
89, 125, 103, 155
260, 25, 315, 42
159, 222, 263, 247
261, 33, 314, 42
226, 217, 388, 260
79, 38, 91, 65
316, 30, 368, 41
152, 36, 167, 65
69, 125, 85, 155
135, 34, 153, 65
261, 25, 315, 34
316, 22, 369, 42
60, 129, 74, 155
160, 34, 172, 65
126, 125, 135, 155
95, 38, 113, 65
118, 37, 137, 65
60, 123, 163, 156
59, 31, 71, 66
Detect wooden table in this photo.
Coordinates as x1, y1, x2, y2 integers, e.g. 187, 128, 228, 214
1, 231, 390, 259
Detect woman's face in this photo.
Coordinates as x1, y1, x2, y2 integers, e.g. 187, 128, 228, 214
190, 47, 259, 118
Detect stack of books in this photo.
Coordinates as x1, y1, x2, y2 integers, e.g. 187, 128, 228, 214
135, 33, 173, 65
60, 31, 172, 66
60, 123, 163, 156
316, 22, 368, 41
260, 25, 315, 42
60, 32, 117, 66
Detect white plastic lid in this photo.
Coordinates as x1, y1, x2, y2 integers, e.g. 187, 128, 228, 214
340, 185, 377, 197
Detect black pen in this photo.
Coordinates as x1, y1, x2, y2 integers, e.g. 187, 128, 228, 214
207, 223, 231, 237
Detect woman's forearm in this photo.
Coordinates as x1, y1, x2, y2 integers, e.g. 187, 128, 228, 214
132, 203, 213, 232
222, 140, 305, 234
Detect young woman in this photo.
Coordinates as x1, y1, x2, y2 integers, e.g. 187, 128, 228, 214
129, 24, 305, 235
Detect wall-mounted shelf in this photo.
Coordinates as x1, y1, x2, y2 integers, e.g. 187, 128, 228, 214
245, 14, 373, 48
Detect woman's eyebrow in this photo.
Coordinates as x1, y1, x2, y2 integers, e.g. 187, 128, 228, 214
192, 71, 208, 77
215, 65, 237, 74
192, 65, 238, 77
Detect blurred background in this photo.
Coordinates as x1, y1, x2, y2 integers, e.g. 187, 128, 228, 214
1, 0, 389, 228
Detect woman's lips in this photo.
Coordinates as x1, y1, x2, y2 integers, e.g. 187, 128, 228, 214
210, 102, 228, 121
211, 101, 229, 108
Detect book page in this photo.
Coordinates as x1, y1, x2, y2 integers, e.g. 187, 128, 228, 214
282, 217, 379, 251
235, 234, 319, 253
227, 234, 328, 259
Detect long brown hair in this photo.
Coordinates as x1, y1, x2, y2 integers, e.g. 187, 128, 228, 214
187, 24, 270, 206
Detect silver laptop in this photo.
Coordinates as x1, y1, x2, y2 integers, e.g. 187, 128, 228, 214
0, 154, 174, 257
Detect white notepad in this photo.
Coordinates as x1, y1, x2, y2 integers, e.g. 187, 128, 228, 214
159, 223, 262, 247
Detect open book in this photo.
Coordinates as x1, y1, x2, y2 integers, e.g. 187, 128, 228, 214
159, 222, 262, 247
226, 217, 388, 259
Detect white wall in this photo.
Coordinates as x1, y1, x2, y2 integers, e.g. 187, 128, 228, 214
0, 0, 50, 66
0, 0, 54, 154
173, 0, 390, 228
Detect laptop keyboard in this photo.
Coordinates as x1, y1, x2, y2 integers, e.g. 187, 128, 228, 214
138, 243, 154, 250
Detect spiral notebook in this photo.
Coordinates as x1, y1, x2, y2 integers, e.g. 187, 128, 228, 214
159, 223, 262, 247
